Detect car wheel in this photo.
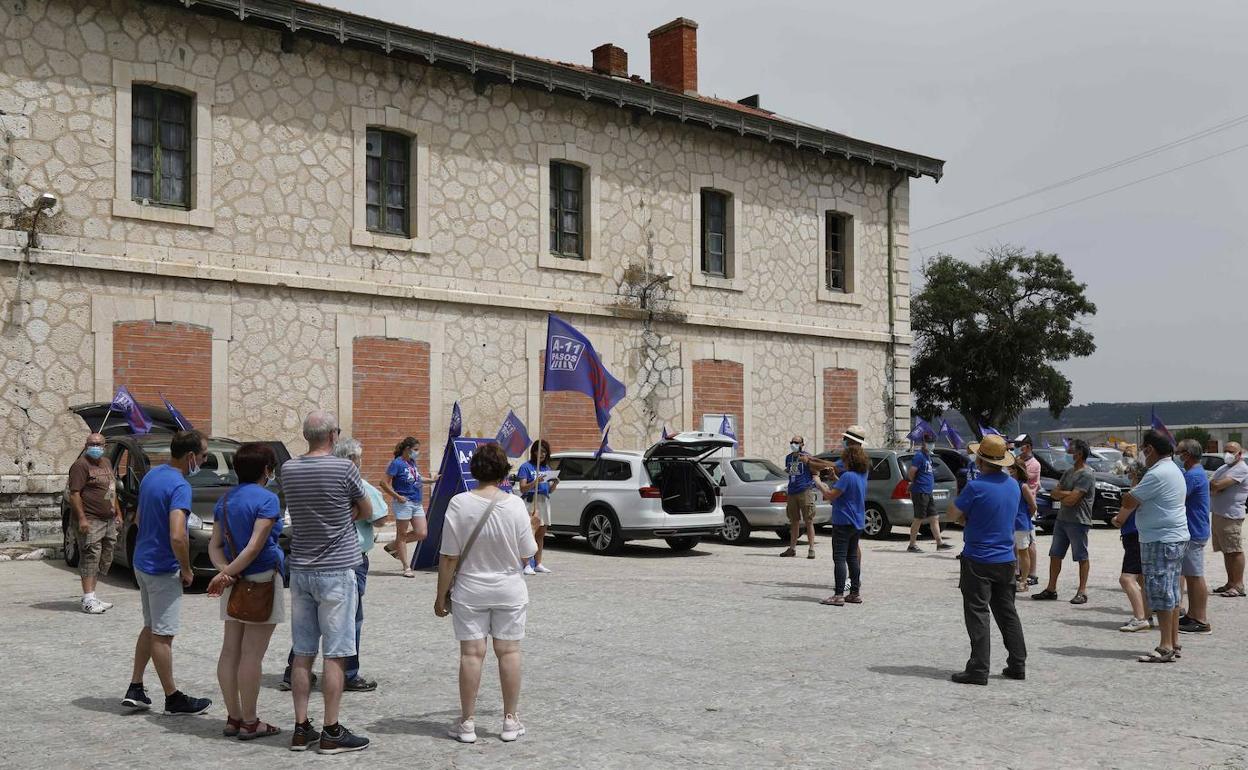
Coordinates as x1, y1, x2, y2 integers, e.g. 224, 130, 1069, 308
584, 509, 624, 555
62, 513, 80, 568
720, 508, 750, 544
863, 505, 890, 539
665, 536, 700, 552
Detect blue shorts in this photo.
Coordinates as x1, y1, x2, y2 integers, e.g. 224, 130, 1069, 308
1181, 540, 1206, 578
395, 500, 426, 521
290, 568, 359, 659
1141, 541, 1186, 611
1049, 520, 1090, 562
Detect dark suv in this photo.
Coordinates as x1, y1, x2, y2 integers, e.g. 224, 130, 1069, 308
1031, 448, 1129, 531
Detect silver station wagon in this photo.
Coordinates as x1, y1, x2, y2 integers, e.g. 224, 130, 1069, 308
701, 457, 831, 544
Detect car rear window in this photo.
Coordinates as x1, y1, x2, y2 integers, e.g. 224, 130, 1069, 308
553, 456, 595, 481
731, 459, 784, 482
868, 456, 892, 481
900, 453, 957, 484
600, 460, 632, 481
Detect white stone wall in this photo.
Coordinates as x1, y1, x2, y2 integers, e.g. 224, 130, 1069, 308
0, 0, 911, 521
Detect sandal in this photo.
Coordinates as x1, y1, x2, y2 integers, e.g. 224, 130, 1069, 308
1031, 589, 1058, 601
223, 716, 242, 737
237, 719, 282, 741
1211, 583, 1231, 594
1217, 587, 1246, 597
1138, 647, 1175, 663
1174, 644, 1183, 659
1070, 593, 1088, 605
819, 595, 845, 606
1015, 583, 1029, 594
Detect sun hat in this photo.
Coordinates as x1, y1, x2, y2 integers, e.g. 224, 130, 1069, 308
842, 425, 867, 445
967, 434, 1015, 468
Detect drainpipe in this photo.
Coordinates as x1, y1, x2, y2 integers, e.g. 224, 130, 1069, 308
884, 172, 904, 447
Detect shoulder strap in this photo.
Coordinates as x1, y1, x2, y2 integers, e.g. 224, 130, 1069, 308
221, 492, 239, 561
455, 493, 503, 567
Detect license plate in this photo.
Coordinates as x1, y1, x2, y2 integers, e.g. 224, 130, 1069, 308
933, 492, 947, 501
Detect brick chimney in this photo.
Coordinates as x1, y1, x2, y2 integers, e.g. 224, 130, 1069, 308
648, 18, 697, 94
592, 43, 628, 78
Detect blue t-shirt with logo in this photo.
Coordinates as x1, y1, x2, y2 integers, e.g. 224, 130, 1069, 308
954, 470, 1020, 564
1184, 463, 1211, 542
1014, 483, 1034, 532
831, 470, 867, 529
786, 452, 815, 494
386, 457, 422, 504
518, 461, 550, 500
910, 450, 935, 494
213, 482, 283, 576
133, 464, 193, 575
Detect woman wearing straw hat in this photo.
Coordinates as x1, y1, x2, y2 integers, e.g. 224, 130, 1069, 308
948, 434, 1027, 685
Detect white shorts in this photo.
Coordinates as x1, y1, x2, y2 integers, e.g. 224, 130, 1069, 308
452, 604, 527, 642
218, 570, 285, 625
1014, 530, 1036, 549
527, 496, 551, 528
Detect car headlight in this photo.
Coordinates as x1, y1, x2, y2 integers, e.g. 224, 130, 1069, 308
187, 512, 205, 530
283, 510, 291, 527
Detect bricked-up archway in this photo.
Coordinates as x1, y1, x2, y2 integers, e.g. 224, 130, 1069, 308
823, 367, 859, 451
692, 359, 744, 453
353, 337, 430, 485
539, 351, 603, 453
113, 321, 212, 429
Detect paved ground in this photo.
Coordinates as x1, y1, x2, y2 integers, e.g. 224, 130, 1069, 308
4, 525, 1248, 769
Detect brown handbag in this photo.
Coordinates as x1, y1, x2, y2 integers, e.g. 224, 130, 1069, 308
221, 495, 275, 623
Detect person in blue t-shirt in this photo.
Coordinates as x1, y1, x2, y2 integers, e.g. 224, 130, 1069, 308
819, 444, 869, 606
781, 434, 839, 559
907, 434, 952, 553
381, 437, 435, 578
517, 439, 559, 575
123, 429, 214, 716
1112, 459, 1150, 632
206, 442, 284, 739
1006, 461, 1037, 594
1176, 439, 1212, 634
948, 434, 1026, 685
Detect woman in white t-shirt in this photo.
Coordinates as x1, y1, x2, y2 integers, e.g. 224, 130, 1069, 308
435, 443, 537, 745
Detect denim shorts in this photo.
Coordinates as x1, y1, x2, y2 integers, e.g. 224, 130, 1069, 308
136, 570, 183, 637
290, 568, 359, 658
1181, 540, 1207, 578
1049, 520, 1090, 562
1141, 540, 1186, 611
395, 500, 426, 521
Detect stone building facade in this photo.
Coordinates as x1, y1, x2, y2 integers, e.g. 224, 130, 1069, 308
0, 0, 942, 539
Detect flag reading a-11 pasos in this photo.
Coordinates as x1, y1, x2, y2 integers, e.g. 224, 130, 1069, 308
1151, 407, 1176, 446
718, 414, 737, 444
160, 392, 193, 431
110, 386, 152, 435
543, 314, 626, 430
495, 410, 532, 458
939, 419, 965, 450
908, 417, 937, 444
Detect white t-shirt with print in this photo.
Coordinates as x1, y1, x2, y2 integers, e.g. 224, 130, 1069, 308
440, 490, 538, 608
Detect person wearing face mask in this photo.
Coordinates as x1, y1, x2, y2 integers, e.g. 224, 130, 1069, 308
381, 437, 431, 579
1209, 441, 1248, 597
1013, 435, 1042, 586
906, 432, 953, 553
517, 439, 559, 575
781, 434, 838, 559
68, 431, 122, 614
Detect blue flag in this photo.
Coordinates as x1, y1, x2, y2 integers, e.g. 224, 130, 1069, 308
543, 314, 626, 431
448, 401, 463, 440
718, 414, 737, 444
1150, 407, 1176, 446
979, 423, 1003, 438
1044, 439, 1052, 450
594, 428, 612, 460
1062, 437, 1071, 451
907, 417, 936, 444
109, 386, 152, 435
495, 410, 532, 459
159, 392, 193, 431
661, 424, 675, 441
939, 419, 965, 450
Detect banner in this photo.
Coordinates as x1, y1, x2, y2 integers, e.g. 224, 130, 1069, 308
160, 392, 193, 431
543, 314, 626, 430
495, 410, 532, 458
109, 386, 152, 435
410, 436, 498, 570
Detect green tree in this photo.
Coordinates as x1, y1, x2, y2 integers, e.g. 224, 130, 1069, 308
1173, 426, 1212, 448
911, 246, 1096, 438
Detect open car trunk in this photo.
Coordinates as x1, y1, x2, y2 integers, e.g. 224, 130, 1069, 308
645, 458, 717, 514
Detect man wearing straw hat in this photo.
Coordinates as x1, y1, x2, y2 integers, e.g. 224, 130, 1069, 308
948, 434, 1027, 685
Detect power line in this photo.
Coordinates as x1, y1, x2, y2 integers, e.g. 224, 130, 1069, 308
913, 110, 1248, 234
913, 140, 1248, 252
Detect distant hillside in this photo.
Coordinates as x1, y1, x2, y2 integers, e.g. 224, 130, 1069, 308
932, 401, 1248, 439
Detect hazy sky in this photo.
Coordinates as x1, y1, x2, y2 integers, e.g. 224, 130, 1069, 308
326, 0, 1247, 404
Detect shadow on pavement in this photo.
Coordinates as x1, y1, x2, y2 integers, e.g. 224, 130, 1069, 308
743, 580, 829, 591
368, 712, 458, 738
541, 539, 711, 559
1056, 617, 1129, 631
867, 665, 950, 681
767, 594, 825, 603
72, 696, 142, 715
28, 600, 85, 612
42, 560, 138, 591
1042, 645, 1132, 660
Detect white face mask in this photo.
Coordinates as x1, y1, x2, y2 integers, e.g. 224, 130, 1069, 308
790, 442, 802, 453
1225, 452, 1238, 466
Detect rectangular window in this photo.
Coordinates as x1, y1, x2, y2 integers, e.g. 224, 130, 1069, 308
131, 85, 192, 208
366, 129, 410, 236
701, 189, 728, 276
825, 212, 847, 291
549, 161, 584, 259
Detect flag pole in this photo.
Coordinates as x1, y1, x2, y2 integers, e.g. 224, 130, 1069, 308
97, 407, 114, 434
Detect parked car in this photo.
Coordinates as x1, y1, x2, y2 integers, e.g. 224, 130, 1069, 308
61, 402, 291, 581
812, 448, 958, 538
1031, 447, 1128, 527
546, 432, 732, 554
932, 447, 973, 493
700, 456, 831, 544
1199, 453, 1226, 476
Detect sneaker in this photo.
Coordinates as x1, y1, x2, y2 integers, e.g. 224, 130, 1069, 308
278, 671, 318, 691
950, 671, 988, 686
318, 723, 370, 754
500, 715, 526, 742
290, 720, 321, 752
522, 564, 536, 575
121, 683, 151, 710
845, 593, 863, 604
779, 547, 796, 557
807, 549, 816, 560
936, 543, 954, 551
906, 544, 922, 553
1178, 617, 1212, 635
1119, 617, 1151, 633
162, 690, 211, 716
81, 597, 107, 614
533, 564, 552, 574
97, 597, 114, 611
344, 676, 378, 692
1027, 575, 1039, 586
447, 718, 477, 743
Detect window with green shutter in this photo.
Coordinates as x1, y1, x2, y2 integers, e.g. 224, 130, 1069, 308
549, 161, 584, 259
366, 129, 411, 237
131, 85, 193, 208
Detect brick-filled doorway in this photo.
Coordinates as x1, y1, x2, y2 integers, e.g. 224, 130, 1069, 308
823, 367, 858, 451
113, 321, 212, 429
538, 350, 603, 453
353, 337, 430, 485
692, 359, 744, 453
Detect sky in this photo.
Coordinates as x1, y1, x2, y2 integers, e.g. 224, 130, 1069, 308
324, 0, 1248, 404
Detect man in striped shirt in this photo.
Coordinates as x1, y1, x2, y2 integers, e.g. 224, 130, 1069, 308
284, 410, 373, 755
